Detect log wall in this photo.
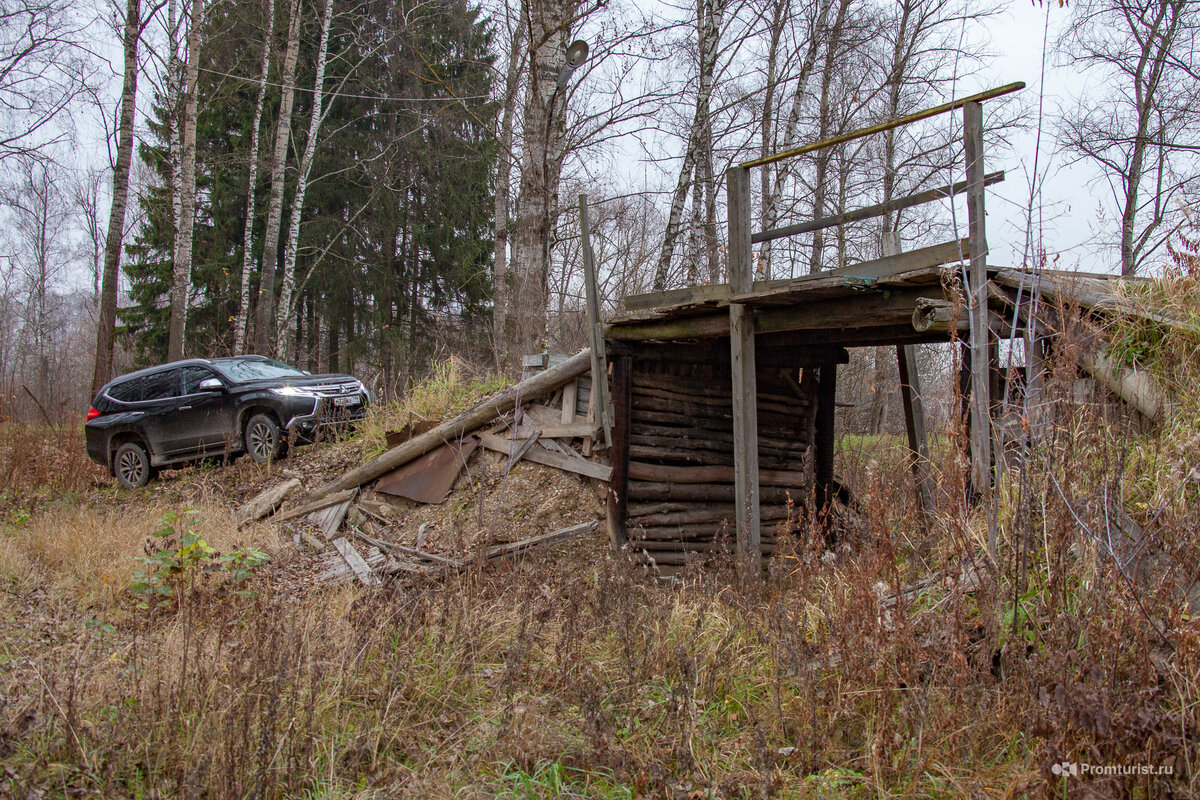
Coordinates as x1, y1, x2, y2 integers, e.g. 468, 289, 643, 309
616, 340, 837, 564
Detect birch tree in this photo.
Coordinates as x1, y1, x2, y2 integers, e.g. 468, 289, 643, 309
509, 0, 580, 357
491, 0, 526, 368
254, 0, 302, 355
92, 0, 142, 393
235, 0, 276, 353
274, 0, 334, 361
651, 0, 729, 291
166, 0, 203, 360
1058, 0, 1200, 275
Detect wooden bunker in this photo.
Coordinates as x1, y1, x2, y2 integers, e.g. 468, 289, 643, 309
598, 83, 1164, 569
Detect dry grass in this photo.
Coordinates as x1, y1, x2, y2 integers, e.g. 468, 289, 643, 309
0, 500, 273, 608
3, 294, 1200, 797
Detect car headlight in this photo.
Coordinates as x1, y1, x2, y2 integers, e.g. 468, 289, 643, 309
271, 386, 320, 397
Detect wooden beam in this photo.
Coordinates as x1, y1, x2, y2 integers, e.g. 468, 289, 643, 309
561, 378, 578, 424
607, 353, 631, 549
580, 195, 612, 449
509, 422, 597, 439
896, 344, 935, 519
271, 488, 358, 524
727, 166, 761, 573
622, 240, 964, 312
741, 82, 1024, 168
477, 432, 613, 482
815, 363, 837, 506
309, 349, 593, 499
331, 537, 381, 586
963, 100, 993, 494
628, 461, 808, 488
754, 172, 1004, 244
237, 477, 302, 524
607, 286, 940, 342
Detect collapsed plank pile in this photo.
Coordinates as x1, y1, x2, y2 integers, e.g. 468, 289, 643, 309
237, 349, 612, 584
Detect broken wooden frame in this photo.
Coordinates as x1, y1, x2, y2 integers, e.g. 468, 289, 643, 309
609, 84, 1027, 575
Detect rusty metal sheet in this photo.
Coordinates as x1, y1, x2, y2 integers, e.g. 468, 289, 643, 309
374, 435, 480, 504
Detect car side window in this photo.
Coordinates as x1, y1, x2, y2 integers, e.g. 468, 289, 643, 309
141, 369, 181, 401
108, 377, 144, 402
182, 366, 219, 395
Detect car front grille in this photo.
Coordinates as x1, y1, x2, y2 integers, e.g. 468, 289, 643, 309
308, 381, 360, 397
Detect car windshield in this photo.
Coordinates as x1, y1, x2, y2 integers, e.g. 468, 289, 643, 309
212, 357, 306, 382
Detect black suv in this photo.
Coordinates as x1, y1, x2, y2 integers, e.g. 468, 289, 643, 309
85, 355, 369, 488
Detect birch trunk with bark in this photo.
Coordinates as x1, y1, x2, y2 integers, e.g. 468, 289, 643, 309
235, 0, 276, 353
275, 0, 334, 361
91, 0, 140, 394
651, 0, 725, 291
254, 0, 302, 355
492, 2, 527, 369
759, 0, 836, 276
509, 0, 575, 358
167, 0, 203, 361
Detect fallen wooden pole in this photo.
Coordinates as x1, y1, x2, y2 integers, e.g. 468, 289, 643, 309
309, 350, 593, 500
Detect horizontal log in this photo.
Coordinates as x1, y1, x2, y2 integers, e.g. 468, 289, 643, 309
629, 538, 778, 553
633, 506, 793, 526
632, 386, 807, 418
627, 444, 805, 471
630, 395, 807, 431
607, 288, 935, 342
627, 461, 809, 488
311, 350, 593, 499
627, 501, 800, 519
630, 373, 811, 409
627, 481, 803, 504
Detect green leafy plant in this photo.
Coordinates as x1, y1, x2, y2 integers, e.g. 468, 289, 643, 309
129, 509, 266, 608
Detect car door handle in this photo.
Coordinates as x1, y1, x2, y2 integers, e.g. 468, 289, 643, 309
179, 405, 192, 410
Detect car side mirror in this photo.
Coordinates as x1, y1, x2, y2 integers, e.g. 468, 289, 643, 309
198, 377, 224, 392
301, 370, 311, 376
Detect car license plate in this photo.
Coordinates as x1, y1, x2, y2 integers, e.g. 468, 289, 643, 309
333, 393, 359, 407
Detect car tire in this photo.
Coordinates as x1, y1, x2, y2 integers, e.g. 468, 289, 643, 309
245, 413, 285, 464
113, 442, 152, 489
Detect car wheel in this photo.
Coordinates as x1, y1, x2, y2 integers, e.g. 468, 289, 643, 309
114, 442, 152, 489
245, 413, 284, 464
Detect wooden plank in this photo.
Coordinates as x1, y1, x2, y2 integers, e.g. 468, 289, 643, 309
309, 496, 353, 539
963, 100, 993, 493
271, 487, 358, 524
814, 364, 837, 506
753, 172, 1004, 244
580, 195, 613, 449
896, 344, 935, 519
309, 349, 593, 500
621, 241, 966, 313
476, 521, 598, 565
727, 165, 761, 573
477, 432, 612, 482
503, 431, 542, 476
739, 239, 970, 299
236, 477, 302, 524
606, 286, 942, 342
741, 82, 1024, 169
607, 354, 631, 548
561, 378, 578, 424
331, 537, 381, 586
509, 422, 597, 439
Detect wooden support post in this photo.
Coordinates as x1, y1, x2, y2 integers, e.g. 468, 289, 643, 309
963, 100, 993, 494
607, 353, 631, 549
727, 166, 761, 573
580, 195, 613, 449
815, 363, 837, 507
561, 379, 578, 424
896, 344, 935, 518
